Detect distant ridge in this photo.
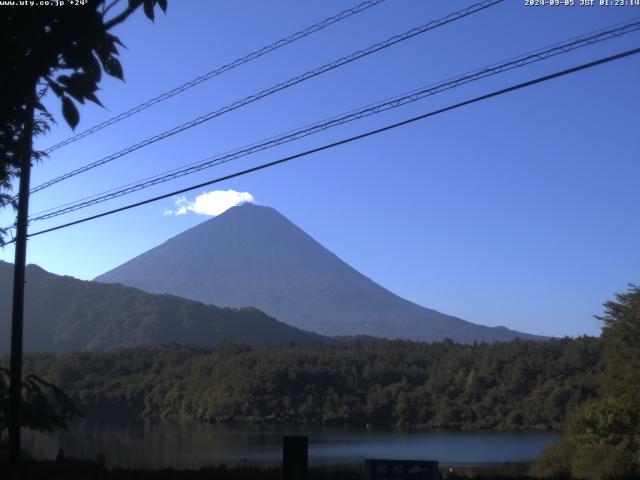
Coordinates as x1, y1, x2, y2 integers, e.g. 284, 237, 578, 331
96, 204, 543, 343
0, 261, 330, 353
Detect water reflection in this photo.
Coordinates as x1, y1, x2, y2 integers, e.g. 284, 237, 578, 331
23, 421, 562, 470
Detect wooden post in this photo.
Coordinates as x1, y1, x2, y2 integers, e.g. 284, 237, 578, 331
282, 435, 308, 480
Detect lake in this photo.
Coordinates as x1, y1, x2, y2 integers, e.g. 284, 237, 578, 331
22, 422, 561, 470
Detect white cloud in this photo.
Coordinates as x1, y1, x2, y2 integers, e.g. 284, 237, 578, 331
163, 190, 254, 217
173, 196, 190, 216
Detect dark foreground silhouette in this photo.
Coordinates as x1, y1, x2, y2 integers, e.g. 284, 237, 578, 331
0, 460, 540, 480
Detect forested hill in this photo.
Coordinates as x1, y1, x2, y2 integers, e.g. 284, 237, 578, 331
23, 337, 602, 431
0, 261, 330, 353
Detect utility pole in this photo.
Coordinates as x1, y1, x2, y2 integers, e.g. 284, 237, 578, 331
8, 93, 35, 466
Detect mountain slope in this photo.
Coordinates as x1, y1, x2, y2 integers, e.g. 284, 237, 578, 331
0, 261, 330, 353
96, 204, 541, 343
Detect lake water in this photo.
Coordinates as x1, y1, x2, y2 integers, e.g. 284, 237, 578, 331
22, 422, 561, 470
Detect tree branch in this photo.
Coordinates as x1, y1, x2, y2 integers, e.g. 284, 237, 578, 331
104, 0, 143, 30
103, 0, 124, 17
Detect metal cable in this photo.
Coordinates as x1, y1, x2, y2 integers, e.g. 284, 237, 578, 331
11, 45, 637, 244
43, 0, 389, 154
30, 0, 504, 195
28, 18, 640, 223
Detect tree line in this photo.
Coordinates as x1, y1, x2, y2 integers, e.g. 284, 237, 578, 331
18, 336, 602, 431
532, 285, 640, 479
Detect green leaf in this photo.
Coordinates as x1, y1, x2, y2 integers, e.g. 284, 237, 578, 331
62, 46, 85, 70
46, 78, 63, 98
103, 56, 124, 80
143, 0, 155, 21
58, 73, 96, 104
61, 96, 79, 130
107, 33, 125, 49
158, 0, 167, 13
86, 92, 104, 107
84, 52, 102, 83
94, 34, 119, 64
56, 74, 71, 87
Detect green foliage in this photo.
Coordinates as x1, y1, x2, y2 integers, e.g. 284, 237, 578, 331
0, 262, 329, 353
532, 285, 640, 479
532, 436, 638, 480
567, 397, 639, 452
22, 337, 601, 431
598, 285, 640, 405
0, 366, 81, 434
530, 439, 574, 479
569, 444, 636, 480
0, 0, 168, 241
1, 0, 168, 128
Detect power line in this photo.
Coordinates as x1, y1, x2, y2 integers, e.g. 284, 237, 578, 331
43, 0, 389, 154
27, 19, 640, 223
7, 45, 636, 246
29, 0, 504, 195
31, 17, 640, 219
29, 18, 640, 219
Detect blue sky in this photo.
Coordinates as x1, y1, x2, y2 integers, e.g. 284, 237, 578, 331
1, 0, 639, 337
